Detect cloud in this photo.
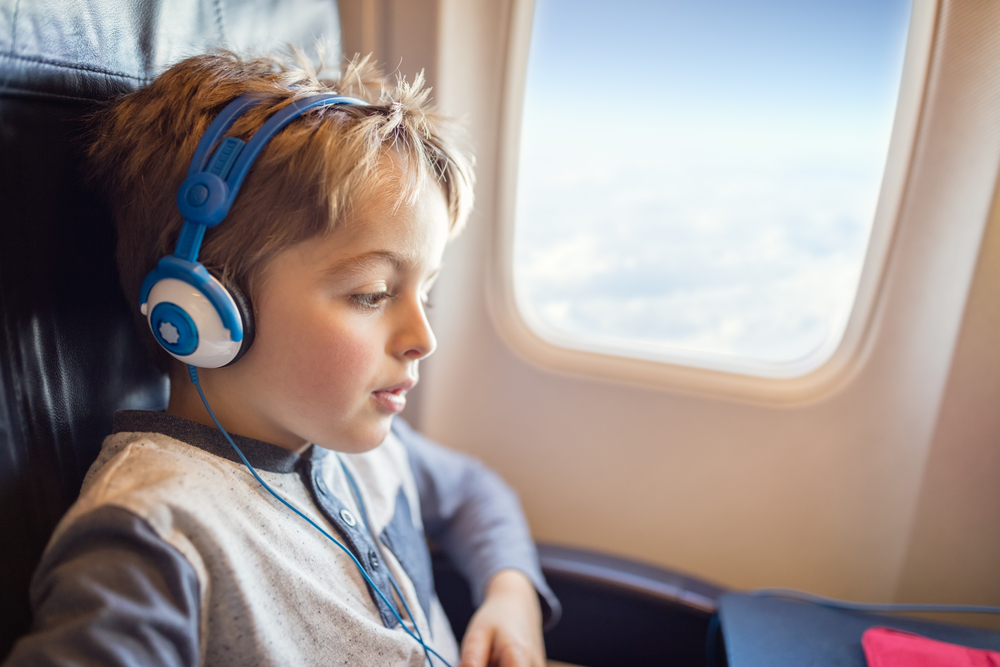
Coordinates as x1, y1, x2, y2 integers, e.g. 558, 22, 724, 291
513, 130, 880, 365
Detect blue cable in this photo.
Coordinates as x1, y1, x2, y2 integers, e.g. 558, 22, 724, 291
386, 565, 435, 667
752, 588, 1000, 614
339, 457, 436, 667
188, 365, 453, 667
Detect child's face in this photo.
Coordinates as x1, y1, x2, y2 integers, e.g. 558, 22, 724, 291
218, 175, 449, 453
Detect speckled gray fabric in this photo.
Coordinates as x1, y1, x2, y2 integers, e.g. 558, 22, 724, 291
48, 420, 460, 666
6, 412, 560, 666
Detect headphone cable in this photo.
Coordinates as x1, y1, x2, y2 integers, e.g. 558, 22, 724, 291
188, 365, 451, 667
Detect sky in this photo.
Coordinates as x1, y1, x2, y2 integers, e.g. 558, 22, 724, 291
513, 0, 913, 372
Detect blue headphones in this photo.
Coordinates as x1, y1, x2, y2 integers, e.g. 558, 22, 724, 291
139, 93, 368, 367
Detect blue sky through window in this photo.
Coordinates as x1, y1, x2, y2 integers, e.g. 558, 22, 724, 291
514, 0, 912, 367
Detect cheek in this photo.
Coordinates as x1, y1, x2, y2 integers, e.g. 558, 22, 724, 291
252, 299, 381, 401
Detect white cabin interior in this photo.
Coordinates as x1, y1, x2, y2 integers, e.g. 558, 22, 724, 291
342, 0, 1000, 624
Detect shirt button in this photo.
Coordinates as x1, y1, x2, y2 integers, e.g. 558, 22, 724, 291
340, 509, 357, 526
314, 474, 328, 496
369, 550, 380, 568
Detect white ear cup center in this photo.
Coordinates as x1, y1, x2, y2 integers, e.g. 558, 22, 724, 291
145, 278, 242, 367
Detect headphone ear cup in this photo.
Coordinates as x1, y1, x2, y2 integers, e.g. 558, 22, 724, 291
220, 276, 255, 366
144, 268, 243, 368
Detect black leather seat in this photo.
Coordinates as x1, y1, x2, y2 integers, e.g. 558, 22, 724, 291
435, 544, 727, 667
0, 1, 726, 663
0, 0, 340, 655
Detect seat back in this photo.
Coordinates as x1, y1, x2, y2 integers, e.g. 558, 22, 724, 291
0, 0, 341, 655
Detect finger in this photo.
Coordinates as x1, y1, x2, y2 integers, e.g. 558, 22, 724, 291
459, 626, 495, 667
495, 643, 534, 667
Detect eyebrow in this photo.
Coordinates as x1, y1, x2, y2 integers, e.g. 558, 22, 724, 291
324, 250, 407, 277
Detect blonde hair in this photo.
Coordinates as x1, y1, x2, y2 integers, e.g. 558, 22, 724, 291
88, 50, 475, 369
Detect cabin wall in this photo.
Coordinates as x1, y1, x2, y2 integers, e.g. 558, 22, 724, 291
895, 175, 1000, 612
340, 0, 1000, 607
338, 0, 439, 95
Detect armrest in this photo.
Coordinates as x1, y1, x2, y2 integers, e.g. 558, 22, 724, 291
432, 543, 729, 667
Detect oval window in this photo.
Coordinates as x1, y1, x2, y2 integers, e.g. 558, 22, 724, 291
514, 0, 913, 376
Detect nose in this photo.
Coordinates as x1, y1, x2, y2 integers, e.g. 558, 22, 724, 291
392, 292, 436, 361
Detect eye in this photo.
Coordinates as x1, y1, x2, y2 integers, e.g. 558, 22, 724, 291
351, 291, 394, 310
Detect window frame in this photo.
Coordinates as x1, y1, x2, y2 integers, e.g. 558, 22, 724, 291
487, 0, 939, 404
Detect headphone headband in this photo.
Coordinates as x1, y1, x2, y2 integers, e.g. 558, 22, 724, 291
140, 91, 368, 367
174, 93, 370, 260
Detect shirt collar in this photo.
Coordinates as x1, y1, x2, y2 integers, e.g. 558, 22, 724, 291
111, 410, 315, 473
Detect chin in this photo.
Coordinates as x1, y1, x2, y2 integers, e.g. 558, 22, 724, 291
314, 417, 393, 454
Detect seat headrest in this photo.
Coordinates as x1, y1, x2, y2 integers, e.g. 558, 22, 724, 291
0, 0, 342, 100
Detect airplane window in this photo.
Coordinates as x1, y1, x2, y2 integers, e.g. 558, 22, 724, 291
513, 0, 912, 376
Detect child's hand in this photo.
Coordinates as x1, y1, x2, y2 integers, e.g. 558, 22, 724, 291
459, 569, 546, 667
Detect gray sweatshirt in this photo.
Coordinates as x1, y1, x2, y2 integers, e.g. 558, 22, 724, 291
4, 411, 559, 666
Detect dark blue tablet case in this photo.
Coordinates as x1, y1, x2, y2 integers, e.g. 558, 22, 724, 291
720, 592, 1000, 667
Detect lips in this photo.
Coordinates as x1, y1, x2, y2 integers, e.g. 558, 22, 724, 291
372, 378, 416, 413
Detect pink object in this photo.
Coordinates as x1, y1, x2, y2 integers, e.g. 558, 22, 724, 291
862, 627, 1000, 667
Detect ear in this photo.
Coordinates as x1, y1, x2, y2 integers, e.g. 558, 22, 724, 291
220, 275, 256, 366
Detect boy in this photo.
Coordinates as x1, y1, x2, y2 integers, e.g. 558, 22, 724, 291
4, 52, 558, 666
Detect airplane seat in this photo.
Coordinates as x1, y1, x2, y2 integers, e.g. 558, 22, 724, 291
0, 0, 340, 655
0, 0, 729, 664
